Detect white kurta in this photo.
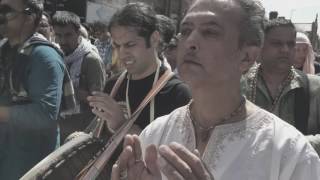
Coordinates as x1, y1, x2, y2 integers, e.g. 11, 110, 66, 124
140, 102, 320, 180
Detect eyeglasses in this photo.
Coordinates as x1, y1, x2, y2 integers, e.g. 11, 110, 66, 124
0, 5, 28, 22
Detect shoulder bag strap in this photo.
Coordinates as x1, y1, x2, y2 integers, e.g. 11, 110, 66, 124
110, 70, 127, 98
84, 71, 127, 135
78, 69, 174, 179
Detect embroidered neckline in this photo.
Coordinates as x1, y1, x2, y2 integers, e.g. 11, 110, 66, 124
186, 96, 247, 144
181, 104, 273, 169
187, 96, 246, 133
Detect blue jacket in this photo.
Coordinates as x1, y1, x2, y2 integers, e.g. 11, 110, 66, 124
0, 35, 65, 179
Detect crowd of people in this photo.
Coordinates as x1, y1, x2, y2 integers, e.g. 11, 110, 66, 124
0, 0, 320, 179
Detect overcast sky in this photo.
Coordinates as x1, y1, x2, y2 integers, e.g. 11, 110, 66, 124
260, 0, 320, 34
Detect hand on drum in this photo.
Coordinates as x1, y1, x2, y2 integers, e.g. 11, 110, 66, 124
111, 135, 214, 180
87, 91, 126, 131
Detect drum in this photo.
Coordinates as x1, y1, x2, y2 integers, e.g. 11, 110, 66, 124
20, 132, 111, 180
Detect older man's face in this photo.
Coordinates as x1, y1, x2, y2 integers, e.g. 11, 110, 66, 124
177, 0, 246, 88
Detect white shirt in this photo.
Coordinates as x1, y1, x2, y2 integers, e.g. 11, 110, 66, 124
140, 101, 320, 180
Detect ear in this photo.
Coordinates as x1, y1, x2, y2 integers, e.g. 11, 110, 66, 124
239, 45, 261, 73
150, 30, 160, 48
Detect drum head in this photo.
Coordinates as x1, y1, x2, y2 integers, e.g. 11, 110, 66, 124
21, 133, 109, 180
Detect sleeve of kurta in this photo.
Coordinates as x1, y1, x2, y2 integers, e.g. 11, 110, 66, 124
288, 156, 320, 180
8, 45, 64, 130
284, 143, 320, 180
276, 121, 320, 180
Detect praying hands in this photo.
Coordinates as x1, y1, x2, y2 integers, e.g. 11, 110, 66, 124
111, 135, 214, 180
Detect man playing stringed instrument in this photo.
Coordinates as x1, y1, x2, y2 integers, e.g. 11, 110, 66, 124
87, 2, 191, 135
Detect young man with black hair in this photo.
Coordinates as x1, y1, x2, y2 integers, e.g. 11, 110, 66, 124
52, 11, 105, 114
87, 2, 191, 135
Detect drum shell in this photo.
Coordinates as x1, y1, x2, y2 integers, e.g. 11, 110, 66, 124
21, 133, 111, 180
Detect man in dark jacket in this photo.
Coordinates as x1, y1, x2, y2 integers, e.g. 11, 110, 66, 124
52, 11, 105, 141
52, 11, 105, 113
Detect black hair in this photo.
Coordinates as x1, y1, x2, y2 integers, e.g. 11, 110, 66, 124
264, 17, 296, 35
156, 14, 176, 55
237, 0, 265, 47
52, 11, 81, 32
108, 2, 157, 47
92, 21, 108, 32
156, 14, 176, 44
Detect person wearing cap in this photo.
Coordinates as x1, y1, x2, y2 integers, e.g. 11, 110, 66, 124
293, 31, 320, 74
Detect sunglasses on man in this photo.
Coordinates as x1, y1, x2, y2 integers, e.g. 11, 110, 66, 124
0, 5, 32, 24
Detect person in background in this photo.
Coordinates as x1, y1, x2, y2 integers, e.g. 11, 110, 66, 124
0, 0, 65, 178
37, 11, 55, 42
52, 11, 105, 141
243, 18, 320, 155
164, 35, 179, 74
293, 31, 320, 74
52, 10, 105, 113
156, 14, 176, 70
93, 21, 113, 77
111, 0, 320, 179
82, 22, 96, 44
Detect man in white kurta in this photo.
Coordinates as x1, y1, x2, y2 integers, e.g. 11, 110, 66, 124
140, 101, 320, 180
110, 0, 320, 179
